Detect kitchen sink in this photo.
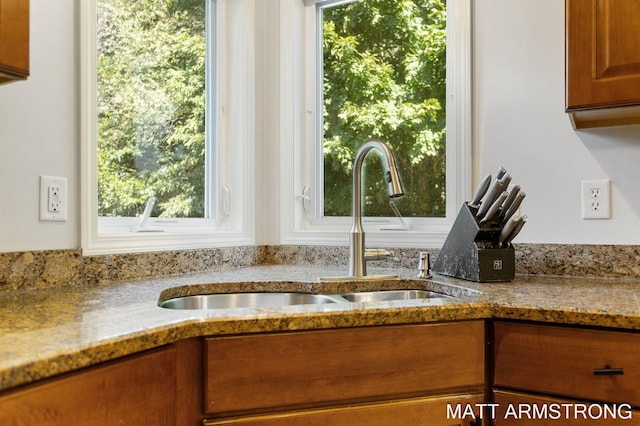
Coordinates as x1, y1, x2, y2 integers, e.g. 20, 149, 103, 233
159, 287, 454, 310
159, 292, 345, 310
339, 290, 451, 303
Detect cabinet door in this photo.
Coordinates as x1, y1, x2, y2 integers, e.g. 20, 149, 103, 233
206, 321, 485, 417
204, 394, 485, 426
493, 390, 640, 426
0, 0, 29, 83
567, 0, 640, 110
0, 346, 177, 426
494, 321, 640, 407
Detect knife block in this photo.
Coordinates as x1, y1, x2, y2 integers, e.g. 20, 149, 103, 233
431, 203, 515, 282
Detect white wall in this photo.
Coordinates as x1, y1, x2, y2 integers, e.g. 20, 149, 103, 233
474, 0, 640, 244
2, 0, 640, 253
0, 0, 77, 252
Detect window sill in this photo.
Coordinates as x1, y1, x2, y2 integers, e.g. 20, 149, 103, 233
82, 230, 255, 255
281, 225, 452, 248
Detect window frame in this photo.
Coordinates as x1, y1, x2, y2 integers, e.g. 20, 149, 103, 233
279, 0, 472, 248
80, 0, 256, 255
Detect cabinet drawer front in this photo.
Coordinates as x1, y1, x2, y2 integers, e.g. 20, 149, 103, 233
204, 393, 484, 426
206, 321, 485, 415
494, 322, 640, 407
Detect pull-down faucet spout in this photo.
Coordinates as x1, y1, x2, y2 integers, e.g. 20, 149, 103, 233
349, 140, 404, 277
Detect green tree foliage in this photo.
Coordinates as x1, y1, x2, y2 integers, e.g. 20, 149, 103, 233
97, 0, 206, 218
322, 0, 446, 217
96, 0, 445, 220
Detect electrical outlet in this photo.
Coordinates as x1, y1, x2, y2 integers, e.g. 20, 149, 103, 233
581, 179, 610, 220
40, 176, 68, 222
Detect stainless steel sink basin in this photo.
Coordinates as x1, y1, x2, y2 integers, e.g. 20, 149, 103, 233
159, 292, 344, 310
339, 290, 451, 303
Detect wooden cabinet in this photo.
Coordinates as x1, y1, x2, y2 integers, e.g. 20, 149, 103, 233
204, 321, 486, 425
0, 346, 178, 426
203, 394, 484, 426
0, 0, 29, 84
493, 321, 640, 424
566, 0, 640, 129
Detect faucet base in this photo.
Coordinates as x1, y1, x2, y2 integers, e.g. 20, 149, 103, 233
317, 275, 399, 282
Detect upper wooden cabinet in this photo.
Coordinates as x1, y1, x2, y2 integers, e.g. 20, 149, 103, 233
0, 0, 29, 85
566, 0, 640, 129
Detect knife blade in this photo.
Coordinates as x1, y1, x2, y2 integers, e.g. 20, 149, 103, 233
480, 191, 508, 223
501, 191, 526, 224
470, 174, 492, 207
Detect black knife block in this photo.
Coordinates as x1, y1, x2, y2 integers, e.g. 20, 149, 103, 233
431, 203, 515, 282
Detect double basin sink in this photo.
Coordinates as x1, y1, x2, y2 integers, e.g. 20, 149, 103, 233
159, 289, 451, 310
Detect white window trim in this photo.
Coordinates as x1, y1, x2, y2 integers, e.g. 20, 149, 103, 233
278, 0, 472, 248
80, 0, 256, 255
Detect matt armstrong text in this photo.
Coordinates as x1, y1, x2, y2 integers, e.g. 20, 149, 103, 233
447, 402, 633, 421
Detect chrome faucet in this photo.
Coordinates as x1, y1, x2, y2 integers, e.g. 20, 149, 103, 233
349, 141, 405, 277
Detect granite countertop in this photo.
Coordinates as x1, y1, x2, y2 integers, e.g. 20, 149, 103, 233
1, 264, 640, 392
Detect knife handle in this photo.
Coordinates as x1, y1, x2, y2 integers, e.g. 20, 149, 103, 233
480, 191, 508, 223
477, 180, 502, 217
501, 191, 526, 223
498, 173, 512, 190
499, 185, 520, 217
503, 215, 527, 245
499, 215, 520, 244
471, 174, 492, 206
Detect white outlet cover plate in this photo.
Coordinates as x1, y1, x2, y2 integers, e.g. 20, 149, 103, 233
40, 176, 68, 222
581, 179, 610, 220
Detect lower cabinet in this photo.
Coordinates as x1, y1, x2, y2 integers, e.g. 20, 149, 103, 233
493, 321, 640, 425
0, 346, 178, 425
0, 322, 485, 426
9, 319, 640, 425
204, 321, 486, 425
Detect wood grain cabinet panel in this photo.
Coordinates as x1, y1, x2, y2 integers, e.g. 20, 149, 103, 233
494, 321, 640, 408
203, 394, 485, 426
0, 0, 29, 84
205, 321, 485, 417
566, 0, 640, 128
0, 347, 178, 426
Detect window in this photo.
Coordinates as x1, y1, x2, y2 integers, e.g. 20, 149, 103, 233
81, 0, 256, 254
96, 0, 211, 220
320, 0, 447, 218
279, 0, 471, 247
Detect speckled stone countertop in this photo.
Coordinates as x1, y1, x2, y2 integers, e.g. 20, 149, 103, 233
1, 264, 640, 393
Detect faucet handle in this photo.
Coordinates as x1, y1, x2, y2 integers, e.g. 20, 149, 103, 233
364, 249, 393, 261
